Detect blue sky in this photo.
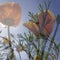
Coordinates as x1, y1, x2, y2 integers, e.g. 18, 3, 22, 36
0, 0, 60, 59
1, 0, 59, 42
0, 0, 60, 36
0, 0, 60, 46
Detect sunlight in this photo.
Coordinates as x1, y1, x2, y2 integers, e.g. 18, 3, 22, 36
0, 22, 6, 28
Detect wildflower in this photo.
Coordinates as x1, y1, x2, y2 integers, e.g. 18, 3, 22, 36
24, 22, 40, 37
0, 2, 21, 26
38, 10, 55, 35
24, 10, 55, 37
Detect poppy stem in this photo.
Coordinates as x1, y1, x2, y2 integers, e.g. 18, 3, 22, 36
7, 25, 14, 60
18, 51, 22, 60
47, 23, 59, 60
8, 26, 11, 47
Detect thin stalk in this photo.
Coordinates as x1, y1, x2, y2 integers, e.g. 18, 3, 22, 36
8, 26, 11, 47
18, 52, 22, 60
41, 39, 47, 60
7, 26, 14, 60
47, 23, 59, 60
40, 10, 48, 60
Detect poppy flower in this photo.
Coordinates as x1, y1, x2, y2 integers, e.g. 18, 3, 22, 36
0, 2, 21, 26
38, 10, 55, 35
24, 22, 40, 36
24, 10, 55, 37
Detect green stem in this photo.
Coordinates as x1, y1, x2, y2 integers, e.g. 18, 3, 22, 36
47, 24, 59, 60
41, 39, 47, 60
18, 52, 22, 60
7, 26, 14, 60
8, 26, 11, 47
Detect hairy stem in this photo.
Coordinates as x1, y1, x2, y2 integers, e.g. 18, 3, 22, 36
47, 23, 59, 60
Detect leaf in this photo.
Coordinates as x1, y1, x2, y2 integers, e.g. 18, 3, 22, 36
29, 19, 34, 22
32, 42, 37, 49
49, 53, 56, 59
10, 33, 14, 38
24, 32, 29, 41
17, 34, 23, 38
1, 46, 9, 51
39, 3, 44, 14
48, 1, 51, 9
28, 12, 35, 20
44, 0, 51, 10
17, 34, 27, 40
54, 43, 59, 50
44, 51, 49, 60
35, 13, 39, 22
58, 43, 60, 47
24, 32, 28, 39
28, 12, 38, 23
4, 46, 9, 49
28, 31, 34, 40
44, 0, 47, 9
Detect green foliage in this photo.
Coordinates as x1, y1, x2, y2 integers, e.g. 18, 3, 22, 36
28, 12, 39, 23
44, 0, 51, 10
